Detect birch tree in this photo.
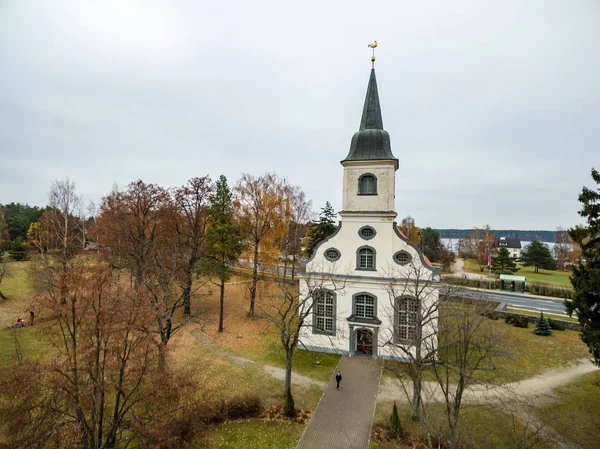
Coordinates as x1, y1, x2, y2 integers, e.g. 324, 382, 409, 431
235, 172, 291, 317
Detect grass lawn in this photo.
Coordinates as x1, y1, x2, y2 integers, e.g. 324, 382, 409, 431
461, 259, 572, 289
506, 307, 578, 323
533, 371, 600, 449
513, 265, 572, 288
383, 304, 589, 384
207, 419, 305, 449
371, 401, 553, 449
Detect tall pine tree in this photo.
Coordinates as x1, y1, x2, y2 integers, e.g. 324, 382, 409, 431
491, 248, 518, 275
568, 168, 600, 366
305, 202, 336, 257
201, 175, 243, 333
521, 240, 556, 273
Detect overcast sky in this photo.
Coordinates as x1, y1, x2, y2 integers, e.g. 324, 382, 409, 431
1, 0, 598, 229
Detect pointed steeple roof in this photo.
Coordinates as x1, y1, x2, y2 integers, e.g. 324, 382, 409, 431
359, 69, 384, 130
342, 69, 398, 168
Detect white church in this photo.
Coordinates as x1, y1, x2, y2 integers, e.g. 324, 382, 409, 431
299, 64, 440, 360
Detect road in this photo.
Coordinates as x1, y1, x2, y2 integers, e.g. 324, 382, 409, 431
443, 287, 569, 316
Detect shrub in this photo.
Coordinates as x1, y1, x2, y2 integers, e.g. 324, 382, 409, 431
534, 312, 552, 336
283, 392, 296, 417
388, 402, 403, 439
482, 310, 499, 320
547, 318, 567, 331
515, 316, 529, 328
505, 315, 529, 328
223, 395, 262, 420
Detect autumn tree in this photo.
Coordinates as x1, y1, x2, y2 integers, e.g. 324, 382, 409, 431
568, 168, 600, 367
305, 202, 336, 257
398, 215, 421, 245
0, 251, 7, 300
521, 241, 556, 273
491, 248, 518, 275
173, 176, 213, 316
31, 179, 85, 303
0, 206, 10, 251
235, 172, 291, 317
96, 180, 170, 287
280, 186, 312, 279
200, 175, 243, 333
554, 227, 572, 271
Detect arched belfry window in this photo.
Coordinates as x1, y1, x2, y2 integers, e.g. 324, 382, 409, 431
358, 173, 377, 195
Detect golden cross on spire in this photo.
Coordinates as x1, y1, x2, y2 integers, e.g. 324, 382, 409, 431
368, 41, 378, 68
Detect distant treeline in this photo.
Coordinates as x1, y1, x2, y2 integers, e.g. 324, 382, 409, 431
436, 229, 555, 243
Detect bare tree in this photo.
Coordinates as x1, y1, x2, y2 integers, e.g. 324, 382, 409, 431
554, 226, 572, 272
381, 261, 443, 421
280, 185, 312, 280
31, 179, 85, 303
261, 265, 346, 415
428, 301, 504, 449
173, 176, 213, 316
235, 172, 291, 317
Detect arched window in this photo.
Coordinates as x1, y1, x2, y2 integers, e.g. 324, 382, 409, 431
313, 290, 336, 335
356, 246, 376, 270
354, 294, 376, 319
358, 173, 377, 195
396, 296, 418, 344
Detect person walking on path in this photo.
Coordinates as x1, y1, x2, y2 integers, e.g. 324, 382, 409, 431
335, 370, 342, 390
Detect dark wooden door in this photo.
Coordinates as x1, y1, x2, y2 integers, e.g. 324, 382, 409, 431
356, 329, 373, 355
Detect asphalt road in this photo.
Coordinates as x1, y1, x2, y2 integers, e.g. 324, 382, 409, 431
443, 287, 570, 316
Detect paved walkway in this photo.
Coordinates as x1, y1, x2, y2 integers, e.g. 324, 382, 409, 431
296, 355, 383, 449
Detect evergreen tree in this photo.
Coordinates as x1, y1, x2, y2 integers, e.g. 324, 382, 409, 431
490, 248, 518, 275
304, 201, 336, 257
534, 311, 552, 336
568, 168, 600, 366
388, 402, 403, 439
200, 175, 244, 333
521, 240, 556, 273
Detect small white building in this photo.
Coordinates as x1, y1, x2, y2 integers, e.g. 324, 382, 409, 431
497, 237, 522, 259
299, 67, 440, 360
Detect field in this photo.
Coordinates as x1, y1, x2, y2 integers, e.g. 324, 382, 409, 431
462, 259, 572, 288
1, 260, 597, 448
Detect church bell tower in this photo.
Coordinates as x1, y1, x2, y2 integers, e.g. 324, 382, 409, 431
340, 47, 399, 221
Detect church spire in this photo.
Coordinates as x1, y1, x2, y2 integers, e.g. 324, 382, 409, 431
341, 57, 398, 167
359, 69, 384, 130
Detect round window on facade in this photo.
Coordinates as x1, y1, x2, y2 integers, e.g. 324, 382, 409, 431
324, 248, 341, 262
358, 226, 376, 240
393, 250, 412, 265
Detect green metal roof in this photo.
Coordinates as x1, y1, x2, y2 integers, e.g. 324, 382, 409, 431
499, 274, 526, 282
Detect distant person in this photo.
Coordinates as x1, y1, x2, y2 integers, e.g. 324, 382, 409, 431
16, 316, 24, 327
30, 310, 34, 326
335, 370, 342, 390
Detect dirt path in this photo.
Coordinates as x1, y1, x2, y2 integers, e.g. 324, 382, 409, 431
449, 258, 489, 281
378, 358, 599, 404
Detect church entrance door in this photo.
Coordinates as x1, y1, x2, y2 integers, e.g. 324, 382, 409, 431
356, 329, 373, 355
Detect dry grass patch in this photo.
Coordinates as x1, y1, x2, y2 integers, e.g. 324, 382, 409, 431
533, 370, 600, 449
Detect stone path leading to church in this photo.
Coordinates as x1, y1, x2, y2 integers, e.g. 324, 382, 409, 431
295, 355, 383, 449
